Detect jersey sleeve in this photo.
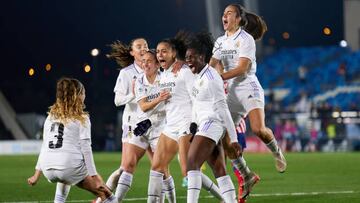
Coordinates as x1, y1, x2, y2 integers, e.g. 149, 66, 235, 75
237, 35, 256, 61
113, 70, 135, 106
212, 37, 222, 60
182, 66, 195, 98
210, 70, 226, 103
135, 76, 147, 102
79, 116, 91, 140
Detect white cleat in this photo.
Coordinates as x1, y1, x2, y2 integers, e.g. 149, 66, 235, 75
274, 149, 287, 173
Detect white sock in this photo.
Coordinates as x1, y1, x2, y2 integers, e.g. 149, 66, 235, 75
115, 171, 133, 201
187, 170, 202, 203
147, 170, 164, 203
163, 176, 176, 203
231, 157, 251, 178
266, 138, 280, 153
160, 187, 165, 203
103, 194, 117, 203
54, 183, 71, 203
216, 175, 237, 203
201, 173, 223, 200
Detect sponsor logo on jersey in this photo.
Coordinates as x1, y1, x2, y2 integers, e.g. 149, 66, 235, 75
147, 92, 160, 101
192, 87, 199, 97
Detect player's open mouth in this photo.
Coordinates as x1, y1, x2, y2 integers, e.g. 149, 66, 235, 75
223, 20, 228, 27
187, 63, 194, 68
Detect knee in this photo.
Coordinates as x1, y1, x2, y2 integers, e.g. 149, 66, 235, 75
123, 160, 137, 173
151, 159, 166, 174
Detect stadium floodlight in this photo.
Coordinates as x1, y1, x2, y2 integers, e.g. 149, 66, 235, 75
339, 40, 348, 47
84, 64, 91, 73
28, 68, 35, 76
91, 48, 99, 57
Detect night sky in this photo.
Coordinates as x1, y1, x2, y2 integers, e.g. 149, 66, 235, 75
0, 0, 343, 121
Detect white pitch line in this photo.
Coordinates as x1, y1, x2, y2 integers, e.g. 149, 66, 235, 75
1, 190, 357, 203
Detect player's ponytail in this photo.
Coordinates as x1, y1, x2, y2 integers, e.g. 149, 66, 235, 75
107, 40, 134, 68
229, 4, 267, 41
244, 11, 267, 40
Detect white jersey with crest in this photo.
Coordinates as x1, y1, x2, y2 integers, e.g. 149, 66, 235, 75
212, 28, 261, 87
135, 72, 166, 128
38, 115, 91, 170
159, 64, 194, 127
114, 63, 143, 137
191, 65, 224, 123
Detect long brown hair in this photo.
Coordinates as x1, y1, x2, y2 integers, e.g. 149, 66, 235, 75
48, 77, 88, 124
229, 4, 267, 40
107, 38, 146, 68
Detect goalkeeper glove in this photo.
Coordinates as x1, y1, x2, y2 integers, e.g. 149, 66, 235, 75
189, 122, 198, 142
134, 119, 152, 136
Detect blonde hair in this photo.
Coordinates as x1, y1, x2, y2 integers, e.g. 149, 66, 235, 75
48, 77, 89, 124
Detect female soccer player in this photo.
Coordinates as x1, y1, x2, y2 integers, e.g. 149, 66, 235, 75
27, 77, 116, 203
147, 33, 222, 203
209, 4, 287, 178
109, 50, 176, 202
103, 38, 150, 193
185, 31, 240, 203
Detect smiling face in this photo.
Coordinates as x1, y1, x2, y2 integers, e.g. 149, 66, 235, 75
142, 52, 159, 77
185, 48, 203, 74
222, 5, 241, 33
156, 42, 176, 70
130, 38, 149, 65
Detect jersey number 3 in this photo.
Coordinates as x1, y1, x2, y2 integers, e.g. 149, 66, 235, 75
49, 122, 64, 149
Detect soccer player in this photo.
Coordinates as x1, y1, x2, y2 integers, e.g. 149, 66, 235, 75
185, 31, 240, 203
103, 38, 151, 193
107, 50, 176, 202
209, 3, 287, 198
27, 77, 116, 203
147, 33, 222, 203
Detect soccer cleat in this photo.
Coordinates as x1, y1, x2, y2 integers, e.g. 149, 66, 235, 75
241, 172, 260, 199
237, 178, 246, 203
238, 183, 246, 203
274, 149, 287, 173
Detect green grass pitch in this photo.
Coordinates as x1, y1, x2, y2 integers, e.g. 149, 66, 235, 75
1, 152, 360, 202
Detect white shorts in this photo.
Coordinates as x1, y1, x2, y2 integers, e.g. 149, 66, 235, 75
42, 162, 88, 185
162, 119, 191, 142
196, 120, 225, 144
129, 121, 164, 152
121, 123, 136, 143
227, 81, 264, 124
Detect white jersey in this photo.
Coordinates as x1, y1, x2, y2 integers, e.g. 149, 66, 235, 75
113, 63, 143, 127
159, 64, 194, 127
191, 65, 225, 124
212, 28, 260, 86
38, 115, 91, 170
135, 71, 166, 129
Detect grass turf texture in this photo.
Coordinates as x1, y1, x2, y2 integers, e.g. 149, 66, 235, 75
1, 152, 360, 202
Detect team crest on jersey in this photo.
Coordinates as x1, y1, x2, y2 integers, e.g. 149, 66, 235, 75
199, 80, 204, 86
235, 41, 241, 48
